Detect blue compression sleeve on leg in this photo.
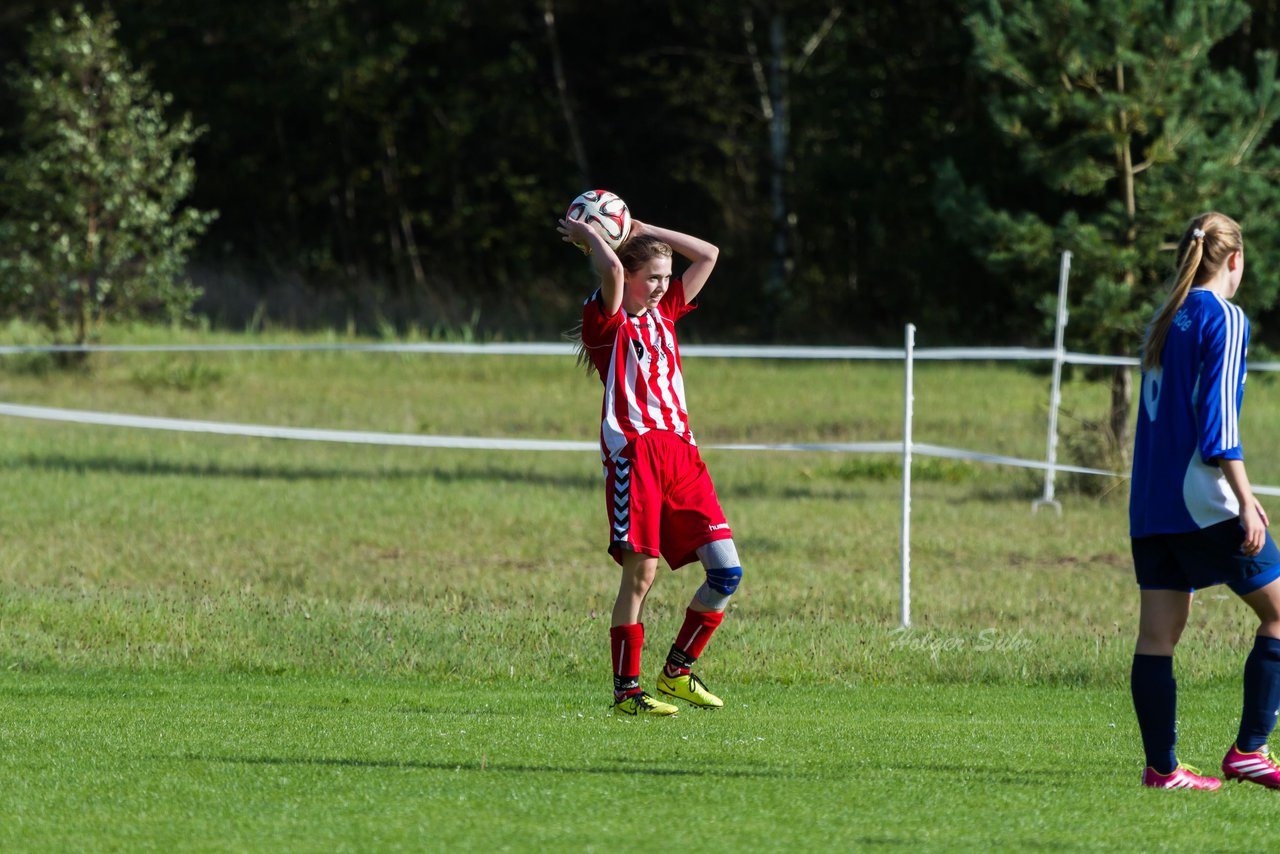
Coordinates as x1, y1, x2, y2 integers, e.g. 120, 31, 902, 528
1132, 654, 1178, 775
695, 540, 741, 610
1237, 636, 1280, 752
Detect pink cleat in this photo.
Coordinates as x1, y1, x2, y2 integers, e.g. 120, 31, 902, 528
1222, 744, 1280, 789
1141, 764, 1222, 790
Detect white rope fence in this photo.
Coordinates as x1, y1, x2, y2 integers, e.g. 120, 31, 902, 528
2, 339, 1276, 371
9, 329, 1276, 635
0, 402, 1117, 476
8, 248, 1280, 627
1, 339, 1274, 488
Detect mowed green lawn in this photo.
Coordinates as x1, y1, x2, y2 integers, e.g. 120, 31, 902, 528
2, 327, 1280, 850
2, 672, 1275, 852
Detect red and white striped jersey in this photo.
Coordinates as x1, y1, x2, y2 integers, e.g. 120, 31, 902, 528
581, 281, 698, 461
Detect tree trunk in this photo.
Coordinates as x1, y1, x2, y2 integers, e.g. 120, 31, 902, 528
543, 0, 589, 184
744, 7, 792, 324
76, 273, 89, 346
380, 126, 426, 292
1109, 366, 1132, 472
1111, 61, 1136, 463
333, 126, 361, 285
767, 11, 790, 307
81, 203, 97, 347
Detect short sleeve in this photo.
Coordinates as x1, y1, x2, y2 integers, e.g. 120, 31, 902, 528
660, 278, 698, 322
581, 289, 622, 348
580, 290, 623, 381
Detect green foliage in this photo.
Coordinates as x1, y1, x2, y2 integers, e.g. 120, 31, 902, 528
2, 3, 1280, 346
0, 318, 56, 375
0, 5, 216, 344
936, 0, 1280, 461
127, 357, 225, 393
942, 0, 1280, 355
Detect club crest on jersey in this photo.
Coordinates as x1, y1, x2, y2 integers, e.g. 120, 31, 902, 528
632, 340, 646, 360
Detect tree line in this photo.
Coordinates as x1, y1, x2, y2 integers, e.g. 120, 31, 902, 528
3, 0, 1280, 363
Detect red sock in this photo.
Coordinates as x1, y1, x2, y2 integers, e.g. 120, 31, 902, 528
664, 608, 724, 676
610, 623, 644, 698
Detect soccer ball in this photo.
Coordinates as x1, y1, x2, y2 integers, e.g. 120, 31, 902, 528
565, 189, 632, 251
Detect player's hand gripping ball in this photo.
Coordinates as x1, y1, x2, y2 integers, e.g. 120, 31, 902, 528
565, 190, 632, 253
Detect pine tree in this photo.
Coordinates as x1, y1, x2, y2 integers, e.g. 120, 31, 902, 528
937, 0, 1280, 466
0, 5, 215, 344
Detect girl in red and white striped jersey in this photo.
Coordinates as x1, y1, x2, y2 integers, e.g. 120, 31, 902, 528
559, 213, 742, 717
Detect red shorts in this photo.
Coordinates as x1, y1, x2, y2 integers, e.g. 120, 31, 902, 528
603, 431, 732, 569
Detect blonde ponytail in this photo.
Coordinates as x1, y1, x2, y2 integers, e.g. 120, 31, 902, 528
1142, 213, 1243, 371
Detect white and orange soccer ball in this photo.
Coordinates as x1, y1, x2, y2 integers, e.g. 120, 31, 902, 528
565, 189, 632, 252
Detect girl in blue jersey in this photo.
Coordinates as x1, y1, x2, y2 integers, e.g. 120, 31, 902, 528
1130, 212, 1280, 790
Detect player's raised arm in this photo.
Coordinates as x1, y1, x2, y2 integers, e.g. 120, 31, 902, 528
558, 216, 625, 316
630, 220, 719, 302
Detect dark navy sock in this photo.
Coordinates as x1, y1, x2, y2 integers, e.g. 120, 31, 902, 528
1132, 654, 1177, 775
1237, 636, 1280, 752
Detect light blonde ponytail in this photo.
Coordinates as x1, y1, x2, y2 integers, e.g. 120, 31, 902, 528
1142, 213, 1243, 371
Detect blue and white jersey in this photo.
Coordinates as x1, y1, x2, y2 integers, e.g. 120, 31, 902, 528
1130, 288, 1250, 537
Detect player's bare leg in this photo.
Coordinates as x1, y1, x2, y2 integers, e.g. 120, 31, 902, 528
612, 551, 657, 626
610, 552, 676, 716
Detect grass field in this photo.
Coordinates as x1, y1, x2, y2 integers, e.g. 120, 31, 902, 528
4, 672, 1275, 852
3, 326, 1280, 850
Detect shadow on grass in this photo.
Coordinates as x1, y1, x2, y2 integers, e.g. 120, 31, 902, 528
181, 754, 1081, 786
6, 452, 600, 489
184, 753, 801, 779
5, 452, 891, 502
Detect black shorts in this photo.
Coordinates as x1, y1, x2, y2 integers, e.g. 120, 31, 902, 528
1132, 518, 1280, 595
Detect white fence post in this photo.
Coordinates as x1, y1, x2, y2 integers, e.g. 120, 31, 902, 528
1032, 250, 1071, 515
901, 323, 915, 628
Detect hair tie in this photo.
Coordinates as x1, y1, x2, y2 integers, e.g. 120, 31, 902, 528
1192, 228, 1206, 240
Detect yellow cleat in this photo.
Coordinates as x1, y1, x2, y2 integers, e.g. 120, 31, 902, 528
611, 691, 679, 717
656, 671, 724, 709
